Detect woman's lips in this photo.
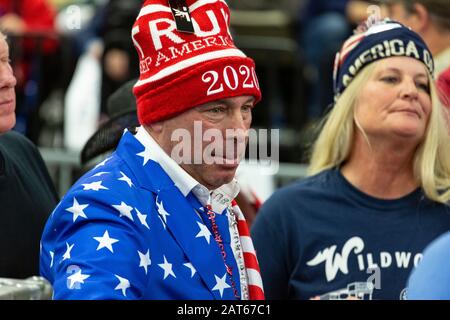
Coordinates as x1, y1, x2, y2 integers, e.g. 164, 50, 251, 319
396, 109, 420, 118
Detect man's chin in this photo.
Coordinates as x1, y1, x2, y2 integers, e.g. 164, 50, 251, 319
206, 166, 238, 188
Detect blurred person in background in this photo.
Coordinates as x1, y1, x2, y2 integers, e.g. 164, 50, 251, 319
298, 0, 386, 124
60, 0, 141, 153
0, 0, 55, 37
252, 19, 450, 300
68, 0, 141, 117
382, 0, 450, 108
382, 0, 450, 76
406, 230, 450, 299
0, 0, 58, 143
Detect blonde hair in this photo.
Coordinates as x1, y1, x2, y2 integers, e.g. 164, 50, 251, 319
308, 62, 450, 204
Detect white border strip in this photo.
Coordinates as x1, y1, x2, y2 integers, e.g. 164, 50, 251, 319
135, 48, 246, 86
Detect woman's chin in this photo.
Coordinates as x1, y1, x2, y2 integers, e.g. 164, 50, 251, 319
391, 126, 424, 140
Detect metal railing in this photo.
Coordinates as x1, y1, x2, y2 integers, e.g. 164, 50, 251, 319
0, 277, 52, 300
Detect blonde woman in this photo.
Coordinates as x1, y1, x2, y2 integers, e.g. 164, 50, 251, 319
252, 19, 450, 300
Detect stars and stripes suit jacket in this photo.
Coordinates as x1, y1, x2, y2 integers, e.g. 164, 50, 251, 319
40, 130, 263, 299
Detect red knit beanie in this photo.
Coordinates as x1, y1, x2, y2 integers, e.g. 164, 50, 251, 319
132, 0, 262, 125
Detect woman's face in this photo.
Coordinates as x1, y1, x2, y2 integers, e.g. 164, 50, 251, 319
354, 57, 432, 144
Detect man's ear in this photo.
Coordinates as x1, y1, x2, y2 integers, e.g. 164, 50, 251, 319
412, 3, 431, 33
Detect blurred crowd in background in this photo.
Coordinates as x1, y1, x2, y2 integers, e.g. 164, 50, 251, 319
0, 0, 376, 148
1, 0, 450, 295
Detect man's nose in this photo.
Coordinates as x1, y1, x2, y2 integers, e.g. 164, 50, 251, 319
0, 64, 16, 89
229, 108, 250, 131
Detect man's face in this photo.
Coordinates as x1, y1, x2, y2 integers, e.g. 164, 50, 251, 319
157, 95, 255, 190
0, 35, 17, 134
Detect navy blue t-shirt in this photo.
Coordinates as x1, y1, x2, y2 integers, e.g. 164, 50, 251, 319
251, 169, 450, 300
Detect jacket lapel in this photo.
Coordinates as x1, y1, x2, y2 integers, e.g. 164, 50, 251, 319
157, 185, 231, 300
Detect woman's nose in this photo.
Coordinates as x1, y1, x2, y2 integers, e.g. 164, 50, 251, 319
399, 78, 419, 100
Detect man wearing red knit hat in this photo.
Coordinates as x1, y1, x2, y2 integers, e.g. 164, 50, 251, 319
39, 0, 265, 300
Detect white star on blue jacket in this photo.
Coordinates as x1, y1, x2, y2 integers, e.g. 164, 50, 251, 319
118, 171, 134, 188
114, 275, 130, 297
61, 242, 74, 262
67, 269, 90, 289
138, 250, 151, 274
135, 208, 149, 229
212, 273, 231, 298
158, 255, 176, 280
112, 201, 134, 221
94, 230, 119, 253
82, 181, 108, 191
66, 198, 88, 222
195, 221, 212, 244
